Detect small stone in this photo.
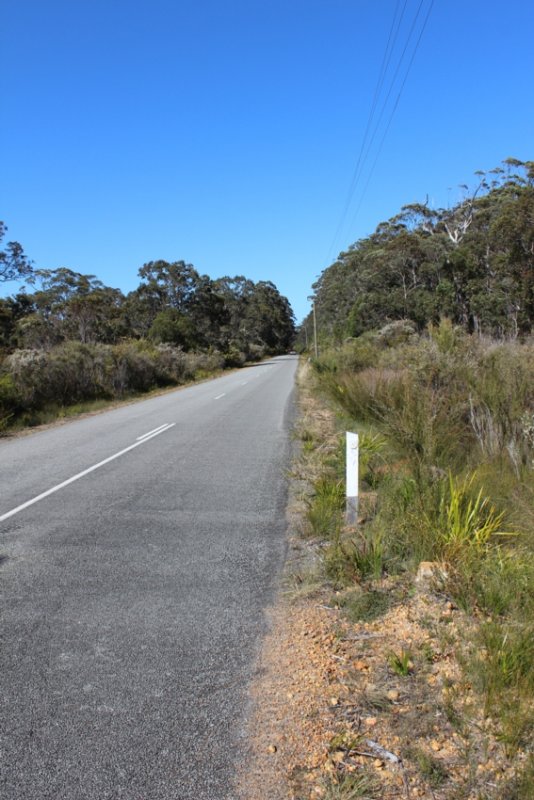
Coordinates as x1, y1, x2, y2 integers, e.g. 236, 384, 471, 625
267, 744, 277, 754
430, 740, 441, 752
331, 750, 345, 763
329, 697, 339, 707
373, 758, 384, 769
387, 689, 400, 701
364, 716, 378, 727
354, 660, 368, 671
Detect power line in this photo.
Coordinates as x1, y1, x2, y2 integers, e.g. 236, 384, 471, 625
327, 1, 407, 262
354, 0, 428, 190
327, 0, 435, 263
348, 0, 435, 231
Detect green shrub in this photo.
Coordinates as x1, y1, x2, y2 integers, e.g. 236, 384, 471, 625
0, 340, 225, 431
0, 372, 20, 430
338, 587, 390, 622
447, 548, 534, 617
437, 472, 513, 558
305, 477, 345, 538
404, 745, 448, 788
347, 528, 384, 579
320, 772, 379, 800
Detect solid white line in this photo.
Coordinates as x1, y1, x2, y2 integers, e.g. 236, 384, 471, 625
0, 423, 176, 523
136, 423, 170, 440
214, 393, 226, 400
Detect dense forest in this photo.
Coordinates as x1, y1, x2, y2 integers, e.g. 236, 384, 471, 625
301, 158, 534, 344
0, 230, 295, 428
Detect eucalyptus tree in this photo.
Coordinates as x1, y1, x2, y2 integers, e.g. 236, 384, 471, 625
19, 268, 126, 346
308, 159, 534, 340
0, 222, 33, 284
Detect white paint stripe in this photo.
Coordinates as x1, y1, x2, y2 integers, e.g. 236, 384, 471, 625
0, 424, 176, 523
240, 381, 248, 385
136, 423, 170, 440
214, 393, 226, 400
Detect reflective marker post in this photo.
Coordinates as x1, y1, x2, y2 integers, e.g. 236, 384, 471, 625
346, 432, 359, 525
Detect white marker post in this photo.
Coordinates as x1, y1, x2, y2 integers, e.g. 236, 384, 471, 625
346, 432, 359, 525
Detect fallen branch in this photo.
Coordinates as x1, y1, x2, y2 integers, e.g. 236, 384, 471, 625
364, 739, 401, 764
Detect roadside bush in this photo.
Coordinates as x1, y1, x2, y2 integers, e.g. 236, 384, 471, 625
306, 326, 534, 773
185, 350, 225, 376
468, 343, 534, 472
109, 341, 160, 395
223, 345, 247, 367
0, 372, 20, 430
244, 343, 266, 362
47, 341, 111, 403
0, 339, 227, 431
375, 319, 417, 347
305, 477, 345, 538
313, 335, 379, 375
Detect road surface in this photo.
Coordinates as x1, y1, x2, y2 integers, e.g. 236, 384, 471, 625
0, 355, 298, 799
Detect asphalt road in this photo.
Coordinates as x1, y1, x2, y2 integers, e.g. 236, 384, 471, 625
0, 355, 298, 799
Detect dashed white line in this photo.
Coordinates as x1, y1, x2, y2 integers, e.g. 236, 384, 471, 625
214, 393, 226, 400
136, 423, 172, 441
0, 424, 176, 523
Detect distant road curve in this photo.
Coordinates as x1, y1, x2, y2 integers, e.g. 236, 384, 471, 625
0, 355, 298, 800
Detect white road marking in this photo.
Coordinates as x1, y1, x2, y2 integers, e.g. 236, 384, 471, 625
0, 424, 176, 523
136, 423, 171, 440
214, 393, 226, 400
240, 381, 248, 385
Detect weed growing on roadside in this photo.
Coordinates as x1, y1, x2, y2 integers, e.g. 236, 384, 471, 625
388, 649, 413, 676
336, 588, 390, 623
320, 771, 380, 799
305, 477, 345, 538
438, 472, 513, 557
498, 754, 534, 800
404, 745, 449, 788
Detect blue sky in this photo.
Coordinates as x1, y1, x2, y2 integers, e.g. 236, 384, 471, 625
2, 0, 533, 322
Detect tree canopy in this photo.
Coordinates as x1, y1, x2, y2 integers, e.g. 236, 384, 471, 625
302, 159, 534, 344
0, 248, 295, 361
0, 222, 33, 284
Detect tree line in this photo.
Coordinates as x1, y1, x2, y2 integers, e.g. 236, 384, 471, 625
301, 158, 534, 344
0, 241, 295, 362
0, 232, 295, 428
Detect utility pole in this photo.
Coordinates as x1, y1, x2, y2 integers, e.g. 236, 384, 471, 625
312, 302, 319, 358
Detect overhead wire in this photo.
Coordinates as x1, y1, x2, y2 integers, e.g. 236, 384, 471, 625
348, 0, 435, 231
353, 0, 428, 193
327, 0, 435, 262
327, 0, 407, 262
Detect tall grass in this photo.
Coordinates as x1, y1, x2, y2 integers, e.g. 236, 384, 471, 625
312, 321, 534, 755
